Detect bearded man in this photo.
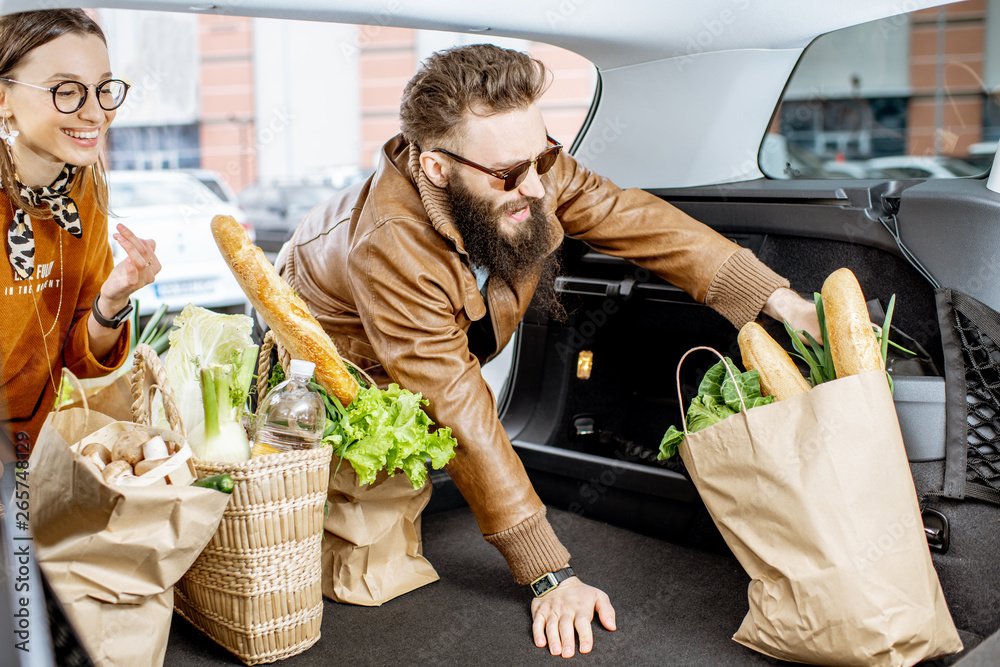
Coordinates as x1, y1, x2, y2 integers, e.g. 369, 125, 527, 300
276, 43, 818, 657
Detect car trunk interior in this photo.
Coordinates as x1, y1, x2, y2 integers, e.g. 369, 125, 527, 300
162, 179, 1000, 665
499, 178, 999, 661
505, 181, 944, 533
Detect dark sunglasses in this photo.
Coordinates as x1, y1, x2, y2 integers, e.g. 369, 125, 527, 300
431, 135, 562, 191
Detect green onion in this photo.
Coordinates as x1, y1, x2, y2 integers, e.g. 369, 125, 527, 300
879, 294, 895, 364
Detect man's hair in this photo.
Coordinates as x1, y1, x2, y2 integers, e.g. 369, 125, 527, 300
399, 43, 549, 150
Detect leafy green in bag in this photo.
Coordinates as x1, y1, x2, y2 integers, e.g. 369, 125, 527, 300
658, 357, 773, 460
270, 362, 457, 489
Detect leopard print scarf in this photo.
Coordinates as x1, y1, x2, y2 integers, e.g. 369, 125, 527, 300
4, 165, 81, 280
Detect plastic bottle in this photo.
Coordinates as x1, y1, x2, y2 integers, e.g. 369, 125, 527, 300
251, 359, 325, 457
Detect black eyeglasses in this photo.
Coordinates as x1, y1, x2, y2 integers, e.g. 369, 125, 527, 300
0, 77, 130, 114
431, 135, 562, 191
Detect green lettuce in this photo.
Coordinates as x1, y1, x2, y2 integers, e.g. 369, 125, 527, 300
288, 364, 456, 489
658, 357, 773, 460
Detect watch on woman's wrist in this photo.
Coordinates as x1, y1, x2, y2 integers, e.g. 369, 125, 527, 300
529, 566, 575, 597
92, 295, 133, 329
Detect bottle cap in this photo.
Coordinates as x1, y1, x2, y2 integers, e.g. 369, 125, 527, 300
288, 359, 316, 379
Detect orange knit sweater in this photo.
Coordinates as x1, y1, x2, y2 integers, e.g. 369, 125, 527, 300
0, 185, 129, 452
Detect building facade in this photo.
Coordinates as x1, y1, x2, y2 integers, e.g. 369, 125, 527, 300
100, 10, 595, 193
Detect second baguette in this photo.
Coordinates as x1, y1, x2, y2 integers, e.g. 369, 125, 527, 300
821, 268, 884, 377
211, 214, 359, 406
738, 322, 811, 400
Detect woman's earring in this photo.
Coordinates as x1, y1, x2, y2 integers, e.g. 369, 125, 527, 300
0, 116, 18, 146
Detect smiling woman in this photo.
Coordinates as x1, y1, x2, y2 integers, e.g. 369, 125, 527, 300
0, 9, 161, 452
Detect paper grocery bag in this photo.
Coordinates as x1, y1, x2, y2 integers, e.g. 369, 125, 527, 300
43, 404, 116, 451
679, 367, 963, 666
29, 414, 230, 666
323, 462, 439, 606
60, 372, 136, 423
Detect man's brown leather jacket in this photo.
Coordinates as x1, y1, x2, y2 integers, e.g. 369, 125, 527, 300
277, 135, 788, 583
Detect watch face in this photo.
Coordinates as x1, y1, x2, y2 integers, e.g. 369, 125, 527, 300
112, 302, 133, 325
531, 574, 557, 597
93, 295, 134, 328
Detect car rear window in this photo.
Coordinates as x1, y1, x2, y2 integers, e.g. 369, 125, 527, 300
763, 4, 998, 180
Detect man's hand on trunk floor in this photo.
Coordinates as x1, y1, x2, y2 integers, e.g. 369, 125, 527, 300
531, 577, 616, 658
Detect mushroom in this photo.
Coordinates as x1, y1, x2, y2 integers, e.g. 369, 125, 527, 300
135, 457, 170, 477
102, 460, 135, 485
112, 430, 150, 467
81, 442, 112, 466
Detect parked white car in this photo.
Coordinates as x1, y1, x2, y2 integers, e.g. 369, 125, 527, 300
862, 155, 983, 179
181, 168, 242, 208
107, 170, 251, 315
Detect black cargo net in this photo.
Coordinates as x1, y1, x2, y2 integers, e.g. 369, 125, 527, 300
954, 308, 1000, 491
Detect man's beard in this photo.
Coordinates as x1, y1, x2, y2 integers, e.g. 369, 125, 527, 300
447, 175, 565, 320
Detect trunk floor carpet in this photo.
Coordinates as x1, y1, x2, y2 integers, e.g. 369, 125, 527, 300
164, 505, 979, 666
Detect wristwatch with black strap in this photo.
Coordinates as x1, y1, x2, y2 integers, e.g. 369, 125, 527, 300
530, 566, 575, 597
92, 295, 133, 329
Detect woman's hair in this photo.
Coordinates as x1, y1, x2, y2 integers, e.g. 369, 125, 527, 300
0, 10, 111, 217
399, 43, 550, 150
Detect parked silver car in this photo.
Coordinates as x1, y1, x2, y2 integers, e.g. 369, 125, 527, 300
238, 181, 339, 252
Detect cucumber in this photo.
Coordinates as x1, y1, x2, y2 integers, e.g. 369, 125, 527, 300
193, 473, 235, 494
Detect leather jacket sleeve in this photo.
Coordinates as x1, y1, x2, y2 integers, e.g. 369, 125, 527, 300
548, 154, 788, 327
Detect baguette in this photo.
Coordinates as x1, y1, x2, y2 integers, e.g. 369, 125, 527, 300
738, 322, 811, 400
821, 268, 884, 377
211, 215, 359, 406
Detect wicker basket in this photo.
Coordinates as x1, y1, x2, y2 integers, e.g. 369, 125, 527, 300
173, 333, 332, 665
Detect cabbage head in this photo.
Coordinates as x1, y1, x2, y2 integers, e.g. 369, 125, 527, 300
158, 304, 258, 443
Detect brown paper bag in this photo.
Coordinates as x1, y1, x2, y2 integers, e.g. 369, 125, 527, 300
678, 352, 963, 666
29, 369, 230, 666
61, 372, 136, 422
256, 332, 439, 607
44, 404, 116, 450
323, 461, 439, 606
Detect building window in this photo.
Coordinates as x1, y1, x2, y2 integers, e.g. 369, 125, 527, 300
763, 5, 993, 180
107, 124, 201, 170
